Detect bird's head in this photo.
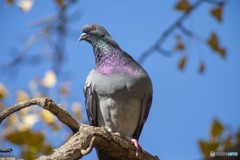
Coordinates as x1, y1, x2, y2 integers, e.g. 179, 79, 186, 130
79, 24, 120, 48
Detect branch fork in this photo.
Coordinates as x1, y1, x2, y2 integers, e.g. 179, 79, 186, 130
0, 97, 159, 160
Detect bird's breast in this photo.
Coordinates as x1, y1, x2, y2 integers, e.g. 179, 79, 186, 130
86, 68, 151, 96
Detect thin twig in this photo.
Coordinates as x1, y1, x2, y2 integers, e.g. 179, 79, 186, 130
138, 0, 226, 63
5, 28, 48, 68
0, 148, 12, 153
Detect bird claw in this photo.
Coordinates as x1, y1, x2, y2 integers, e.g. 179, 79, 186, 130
130, 138, 143, 156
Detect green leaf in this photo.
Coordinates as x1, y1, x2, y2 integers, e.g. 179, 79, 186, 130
210, 119, 224, 140
210, 5, 223, 22
175, 0, 190, 12
199, 140, 219, 158
178, 56, 187, 70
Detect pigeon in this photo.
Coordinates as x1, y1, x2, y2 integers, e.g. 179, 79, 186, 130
79, 24, 153, 160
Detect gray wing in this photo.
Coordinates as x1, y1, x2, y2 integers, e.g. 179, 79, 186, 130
132, 92, 152, 140
84, 83, 98, 126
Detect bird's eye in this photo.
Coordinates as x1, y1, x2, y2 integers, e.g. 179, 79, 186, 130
91, 25, 96, 31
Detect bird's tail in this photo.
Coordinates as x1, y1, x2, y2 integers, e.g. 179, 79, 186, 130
96, 149, 116, 160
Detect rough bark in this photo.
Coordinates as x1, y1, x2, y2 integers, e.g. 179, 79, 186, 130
0, 97, 159, 160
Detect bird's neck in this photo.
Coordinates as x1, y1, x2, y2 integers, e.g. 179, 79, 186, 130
92, 39, 120, 64
92, 39, 134, 75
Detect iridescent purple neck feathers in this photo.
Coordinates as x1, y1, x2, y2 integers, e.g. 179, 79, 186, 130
92, 39, 135, 75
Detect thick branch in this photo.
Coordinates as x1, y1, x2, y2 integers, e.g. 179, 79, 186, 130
37, 125, 159, 160
0, 98, 159, 160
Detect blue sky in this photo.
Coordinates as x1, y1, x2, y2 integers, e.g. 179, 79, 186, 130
0, 0, 240, 159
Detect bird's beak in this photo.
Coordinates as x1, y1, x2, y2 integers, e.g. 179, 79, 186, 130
78, 33, 87, 42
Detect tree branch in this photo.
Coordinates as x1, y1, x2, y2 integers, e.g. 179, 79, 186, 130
0, 98, 159, 160
138, 0, 226, 63
37, 125, 159, 160
0, 148, 12, 153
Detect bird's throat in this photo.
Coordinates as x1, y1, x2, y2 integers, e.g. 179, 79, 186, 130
93, 39, 114, 64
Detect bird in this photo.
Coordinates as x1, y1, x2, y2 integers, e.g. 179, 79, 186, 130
79, 24, 153, 160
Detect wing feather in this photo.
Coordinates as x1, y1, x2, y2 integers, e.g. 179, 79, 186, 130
132, 92, 152, 140
84, 83, 98, 126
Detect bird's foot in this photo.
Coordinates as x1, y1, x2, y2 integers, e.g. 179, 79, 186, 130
112, 132, 121, 137
130, 138, 143, 156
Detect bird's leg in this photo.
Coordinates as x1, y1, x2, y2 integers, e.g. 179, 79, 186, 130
130, 138, 143, 156
126, 137, 143, 156
105, 126, 121, 137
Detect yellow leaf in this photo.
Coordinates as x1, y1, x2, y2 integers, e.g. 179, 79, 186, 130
41, 110, 55, 125
5, 130, 44, 147
21, 149, 38, 159
207, 33, 226, 58
71, 102, 82, 120
5, 130, 49, 159
217, 48, 226, 58
224, 136, 232, 150
42, 144, 53, 155
6, 0, 14, 5
16, 89, 29, 102
175, 0, 190, 12
210, 119, 224, 140
55, 0, 64, 6
210, 5, 223, 22
16, 0, 34, 12
199, 140, 219, 158
178, 56, 187, 70
207, 32, 219, 51
5, 130, 29, 145
41, 70, 57, 88
0, 83, 8, 101
175, 35, 185, 51
175, 42, 185, 51
53, 124, 61, 132
198, 62, 205, 73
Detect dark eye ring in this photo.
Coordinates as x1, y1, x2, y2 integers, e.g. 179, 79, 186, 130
91, 25, 96, 31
